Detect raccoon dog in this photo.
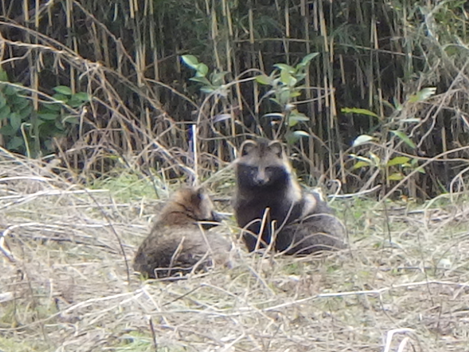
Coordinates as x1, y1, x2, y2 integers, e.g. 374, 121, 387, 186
232, 139, 345, 255
133, 187, 231, 278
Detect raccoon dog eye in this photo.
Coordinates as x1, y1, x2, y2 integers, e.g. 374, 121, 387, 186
248, 166, 258, 174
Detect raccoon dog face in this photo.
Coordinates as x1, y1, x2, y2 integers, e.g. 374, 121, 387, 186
235, 140, 291, 189
171, 187, 221, 227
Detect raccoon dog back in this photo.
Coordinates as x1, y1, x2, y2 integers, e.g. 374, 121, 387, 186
133, 187, 231, 278
232, 139, 345, 254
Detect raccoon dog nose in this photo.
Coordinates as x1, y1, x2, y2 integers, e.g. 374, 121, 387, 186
211, 211, 223, 222
255, 175, 268, 185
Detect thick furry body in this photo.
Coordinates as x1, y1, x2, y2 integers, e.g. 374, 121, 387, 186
133, 187, 231, 278
232, 139, 345, 254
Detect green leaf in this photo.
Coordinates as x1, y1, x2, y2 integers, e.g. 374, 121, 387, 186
285, 130, 309, 144
269, 97, 280, 106
10, 94, 30, 110
200, 87, 215, 94
369, 152, 380, 165
388, 173, 404, 181
36, 118, 46, 128
391, 130, 416, 149
263, 112, 284, 119
210, 71, 227, 86
9, 113, 21, 132
55, 119, 65, 130
68, 96, 83, 108
189, 76, 211, 86
352, 134, 375, 147
293, 130, 310, 138
196, 63, 209, 77
53, 86, 73, 96
408, 87, 436, 103
295, 73, 306, 82
181, 55, 200, 70
393, 97, 403, 111
0, 125, 15, 136
63, 116, 79, 124
296, 53, 319, 69
288, 111, 309, 127
3, 85, 18, 96
284, 72, 298, 87
53, 93, 68, 102
18, 105, 33, 120
274, 63, 295, 73
280, 69, 294, 86
387, 156, 411, 167
44, 139, 54, 152
38, 112, 59, 121
7, 136, 24, 150
74, 92, 90, 102
409, 158, 425, 174
353, 161, 371, 169
278, 90, 291, 106
350, 154, 372, 164
0, 69, 8, 82
41, 102, 62, 112
285, 131, 299, 144
0, 104, 11, 119
341, 107, 379, 118
255, 74, 271, 85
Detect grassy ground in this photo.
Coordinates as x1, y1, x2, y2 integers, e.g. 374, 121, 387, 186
1, 151, 469, 352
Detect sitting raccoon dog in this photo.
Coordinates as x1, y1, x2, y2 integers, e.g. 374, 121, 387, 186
232, 139, 345, 255
133, 187, 231, 278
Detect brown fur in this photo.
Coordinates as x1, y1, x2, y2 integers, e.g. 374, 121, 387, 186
133, 187, 231, 278
232, 139, 346, 254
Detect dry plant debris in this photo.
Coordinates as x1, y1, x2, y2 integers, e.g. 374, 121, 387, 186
1, 150, 469, 352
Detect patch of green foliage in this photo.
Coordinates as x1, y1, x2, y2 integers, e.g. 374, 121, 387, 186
0, 336, 50, 352
0, 299, 58, 352
182, 53, 319, 144
90, 170, 163, 203
0, 67, 89, 158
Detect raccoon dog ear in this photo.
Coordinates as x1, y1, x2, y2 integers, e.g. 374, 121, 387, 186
239, 140, 257, 157
192, 187, 206, 203
268, 141, 284, 158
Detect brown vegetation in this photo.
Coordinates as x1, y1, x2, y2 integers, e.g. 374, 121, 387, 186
1, 153, 469, 351
0, 1, 469, 199
1, 1, 469, 351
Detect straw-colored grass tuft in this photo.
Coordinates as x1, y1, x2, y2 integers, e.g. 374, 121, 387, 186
1, 148, 469, 351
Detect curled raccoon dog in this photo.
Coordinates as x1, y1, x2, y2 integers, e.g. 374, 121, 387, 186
232, 139, 346, 255
133, 187, 231, 279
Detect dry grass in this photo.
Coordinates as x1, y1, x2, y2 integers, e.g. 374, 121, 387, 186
1, 149, 469, 352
